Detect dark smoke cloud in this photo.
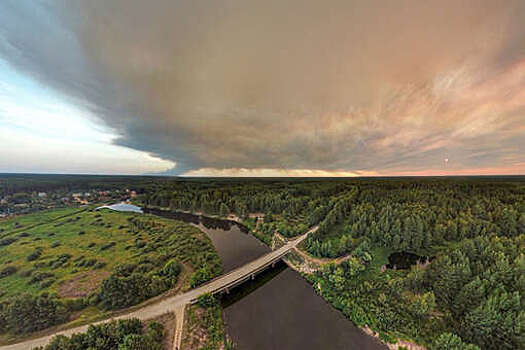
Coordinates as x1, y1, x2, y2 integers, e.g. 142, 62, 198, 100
1, 0, 524, 175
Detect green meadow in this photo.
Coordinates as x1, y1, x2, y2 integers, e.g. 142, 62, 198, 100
0, 208, 220, 312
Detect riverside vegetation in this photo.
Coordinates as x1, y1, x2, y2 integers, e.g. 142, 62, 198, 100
0, 205, 220, 343
141, 177, 524, 350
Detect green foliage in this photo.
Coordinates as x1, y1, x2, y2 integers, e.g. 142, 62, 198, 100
162, 260, 182, 279
0, 266, 17, 279
0, 205, 221, 337
432, 333, 480, 350
32, 319, 164, 350
190, 266, 214, 288
186, 294, 227, 350
197, 293, 218, 308
0, 293, 69, 334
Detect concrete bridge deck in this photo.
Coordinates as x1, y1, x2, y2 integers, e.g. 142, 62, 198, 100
1, 227, 316, 350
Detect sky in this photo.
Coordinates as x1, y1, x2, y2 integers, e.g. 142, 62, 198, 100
0, 0, 524, 176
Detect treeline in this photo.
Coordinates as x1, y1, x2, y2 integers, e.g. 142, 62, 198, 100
306, 181, 524, 258
0, 293, 69, 334
33, 318, 164, 350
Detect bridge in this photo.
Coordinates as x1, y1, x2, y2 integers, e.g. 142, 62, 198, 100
0, 227, 316, 350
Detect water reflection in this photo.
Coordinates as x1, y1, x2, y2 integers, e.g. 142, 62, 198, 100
223, 268, 387, 350
386, 251, 433, 270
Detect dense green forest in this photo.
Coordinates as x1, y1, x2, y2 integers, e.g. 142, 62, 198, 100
139, 177, 524, 349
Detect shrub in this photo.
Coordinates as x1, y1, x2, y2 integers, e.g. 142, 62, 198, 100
197, 293, 218, 308
94, 261, 107, 269
27, 248, 43, 261
100, 242, 116, 251
0, 265, 17, 279
29, 272, 54, 284
162, 260, 181, 279
98, 274, 151, 310
39, 279, 55, 289
19, 269, 34, 278
0, 237, 17, 246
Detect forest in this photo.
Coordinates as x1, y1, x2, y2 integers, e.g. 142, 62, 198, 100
140, 176, 524, 350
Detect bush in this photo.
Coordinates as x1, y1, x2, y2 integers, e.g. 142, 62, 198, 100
162, 260, 181, 279
197, 293, 218, 308
0, 265, 17, 279
0, 237, 17, 246
94, 261, 107, 269
39, 279, 55, 289
100, 241, 116, 251
35, 319, 163, 350
98, 274, 151, 310
27, 248, 43, 261
29, 272, 54, 285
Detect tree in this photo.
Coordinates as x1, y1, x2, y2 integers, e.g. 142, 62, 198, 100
433, 333, 480, 350
118, 334, 161, 350
219, 203, 230, 218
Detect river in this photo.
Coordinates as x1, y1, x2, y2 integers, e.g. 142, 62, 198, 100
146, 208, 386, 350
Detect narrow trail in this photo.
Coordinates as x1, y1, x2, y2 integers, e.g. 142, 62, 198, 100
172, 305, 185, 350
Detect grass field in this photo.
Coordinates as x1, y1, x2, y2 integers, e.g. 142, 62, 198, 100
0, 206, 221, 336
0, 207, 87, 238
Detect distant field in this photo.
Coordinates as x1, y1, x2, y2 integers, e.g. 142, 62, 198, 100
0, 207, 86, 238
0, 207, 221, 307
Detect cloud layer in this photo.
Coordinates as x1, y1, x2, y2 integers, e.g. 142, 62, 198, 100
1, 0, 524, 175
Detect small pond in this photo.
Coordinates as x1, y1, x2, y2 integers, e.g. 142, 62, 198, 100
386, 251, 433, 270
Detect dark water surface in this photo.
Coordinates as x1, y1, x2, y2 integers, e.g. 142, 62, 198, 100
147, 208, 386, 350
224, 268, 386, 350
386, 251, 433, 270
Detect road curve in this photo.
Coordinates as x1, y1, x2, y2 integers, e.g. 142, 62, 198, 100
1, 228, 316, 350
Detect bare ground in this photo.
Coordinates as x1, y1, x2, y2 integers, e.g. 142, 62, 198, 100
58, 270, 111, 298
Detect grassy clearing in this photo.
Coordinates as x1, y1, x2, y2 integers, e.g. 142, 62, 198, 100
0, 207, 86, 238
0, 207, 222, 343
0, 208, 141, 299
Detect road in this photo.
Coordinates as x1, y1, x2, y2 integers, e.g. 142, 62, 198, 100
1, 227, 315, 350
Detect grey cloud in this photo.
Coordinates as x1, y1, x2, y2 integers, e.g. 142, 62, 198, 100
0, 0, 524, 174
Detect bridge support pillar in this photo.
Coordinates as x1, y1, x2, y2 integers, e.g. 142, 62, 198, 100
225, 287, 229, 294
271, 262, 275, 268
